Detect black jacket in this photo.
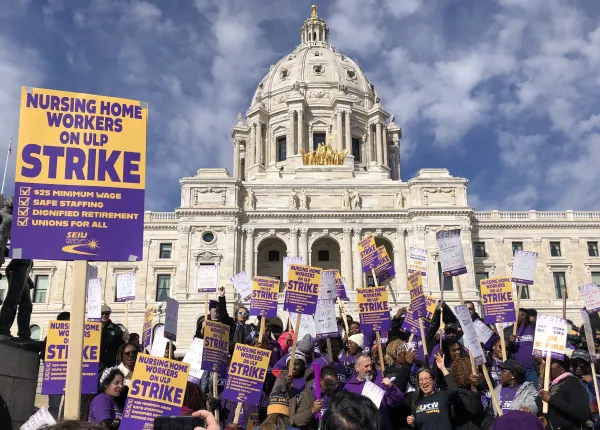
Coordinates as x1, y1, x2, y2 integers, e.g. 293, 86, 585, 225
100, 321, 124, 368
385, 363, 414, 429
450, 386, 485, 430
535, 373, 590, 430
218, 296, 256, 348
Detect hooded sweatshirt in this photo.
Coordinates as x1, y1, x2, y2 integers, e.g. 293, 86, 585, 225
343, 369, 404, 430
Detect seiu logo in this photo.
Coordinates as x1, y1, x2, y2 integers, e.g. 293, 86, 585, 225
66, 232, 88, 239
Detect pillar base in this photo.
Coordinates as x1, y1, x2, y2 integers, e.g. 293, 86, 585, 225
0, 341, 42, 428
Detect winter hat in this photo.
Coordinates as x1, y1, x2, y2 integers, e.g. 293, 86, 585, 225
267, 385, 290, 416
299, 334, 314, 353
286, 351, 307, 366
571, 349, 591, 363
497, 359, 526, 383
101, 304, 112, 313
348, 333, 364, 349
489, 410, 544, 430
209, 300, 218, 310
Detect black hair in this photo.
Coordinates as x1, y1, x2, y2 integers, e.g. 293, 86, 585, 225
57, 312, 70, 321
129, 332, 140, 340
413, 368, 436, 412
321, 365, 338, 379
100, 368, 124, 390
43, 421, 104, 430
320, 391, 383, 430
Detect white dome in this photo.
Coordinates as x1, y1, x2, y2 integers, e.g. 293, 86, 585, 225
248, 6, 380, 114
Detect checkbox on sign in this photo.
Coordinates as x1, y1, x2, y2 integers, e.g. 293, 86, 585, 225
17, 207, 29, 216
17, 217, 28, 227
20, 187, 31, 196
18, 197, 30, 206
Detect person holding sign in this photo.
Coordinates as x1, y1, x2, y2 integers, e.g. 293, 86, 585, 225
272, 351, 308, 404
294, 366, 342, 429
88, 367, 124, 429
506, 308, 537, 384
343, 353, 403, 430
218, 286, 256, 346
487, 360, 538, 417
535, 356, 590, 430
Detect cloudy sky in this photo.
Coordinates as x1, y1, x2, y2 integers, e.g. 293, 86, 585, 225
1, 0, 599, 212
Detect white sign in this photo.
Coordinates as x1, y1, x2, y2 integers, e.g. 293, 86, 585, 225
183, 337, 205, 382
435, 229, 467, 277
361, 380, 385, 408
581, 309, 596, 362
21, 407, 56, 430
196, 264, 218, 293
86, 278, 102, 321
289, 312, 316, 340
164, 297, 179, 341
512, 250, 538, 285
150, 325, 168, 357
315, 299, 337, 337
580, 283, 600, 313
533, 314, 568, 360
283, 256, 303, 284
230, 271, 253, 301
116, 272, 135, 302
86, 264, 98, 283
473, 319, 494, 345
454, 305, 485, 366
319, 271, 337, 300
408, 247, 428, 275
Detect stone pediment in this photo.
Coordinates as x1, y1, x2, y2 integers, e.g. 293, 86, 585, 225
194, 250, 223, 263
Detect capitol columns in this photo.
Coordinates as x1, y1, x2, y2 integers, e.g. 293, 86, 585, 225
289, 228, 299, 257
233, 138, 241, 178
297, 110, 304, 154
342, 228, 354, 291
256, 122, 263, 165
394, 228, 408, 291
244, 228, 255, 278
375, 122, 383, 165
352, 228, 362, 289
248, 123, 256, 166
382, 123, 388, 167
287, 110, 295, 158
336, 110, 343, 152
299, 228, 309, 264
344, 110, 351, 153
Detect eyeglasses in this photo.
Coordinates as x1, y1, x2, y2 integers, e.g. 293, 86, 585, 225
323, 381, 339, 390
102, 312, 111, 316
237, 312, 249, 317
419, 377, 433, 384
467, 307, 474, 311
124, 351, 138, 357
111, 380, 124, 386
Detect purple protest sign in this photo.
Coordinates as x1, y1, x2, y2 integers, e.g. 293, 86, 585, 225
284, 265, 322, 315
357, 287, 391, 333
375, 246, 396, 283
201, 321, 230, 374
250, 276, 279, 317
41, 321, 101, 395
120, 354, 189, 429
480, 277, 516, 324
222, 344, 271, 405
333, 270, 349, 301
10, 87, 147, 261
358, 235, 380, 273
407, 272, 426, 319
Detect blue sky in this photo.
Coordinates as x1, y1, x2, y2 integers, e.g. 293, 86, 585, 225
1, 0, 600, 211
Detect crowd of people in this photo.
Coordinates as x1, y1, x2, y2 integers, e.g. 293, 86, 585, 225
35, 287, 600, 430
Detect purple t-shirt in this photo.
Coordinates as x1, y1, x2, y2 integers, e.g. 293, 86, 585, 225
89, 393, 122, 424
500, 386, 519, 413
513, 325, 535, 369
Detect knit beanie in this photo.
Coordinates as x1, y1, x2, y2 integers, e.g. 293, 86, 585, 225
348, 333, 364, 349
286, 351, 307, 366
267, 385, 290, 416
299, 334, 314, 353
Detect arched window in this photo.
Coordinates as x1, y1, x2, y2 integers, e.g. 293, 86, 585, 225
318, 250, 330, 261
152, 323, 165, 343
30, 324, 41, 341
268, 250, 280, 262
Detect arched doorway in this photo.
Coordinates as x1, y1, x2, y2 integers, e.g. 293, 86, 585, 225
310, 237, 341, 271
256, 237, 287, 291
365, 237, 394, 286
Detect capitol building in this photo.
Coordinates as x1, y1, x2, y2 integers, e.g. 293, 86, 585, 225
19, 6, 600, 349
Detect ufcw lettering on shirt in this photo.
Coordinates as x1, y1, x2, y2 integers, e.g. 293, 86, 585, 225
416, 401, 440, 414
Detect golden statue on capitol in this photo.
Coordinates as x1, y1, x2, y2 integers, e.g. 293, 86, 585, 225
301, 136, 347, 166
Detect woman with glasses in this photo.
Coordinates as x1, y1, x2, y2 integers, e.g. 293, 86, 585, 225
88, 367, 124, 429
294, 366, 342, 430
116, 342, 139, 388
407, 353, 455, 430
